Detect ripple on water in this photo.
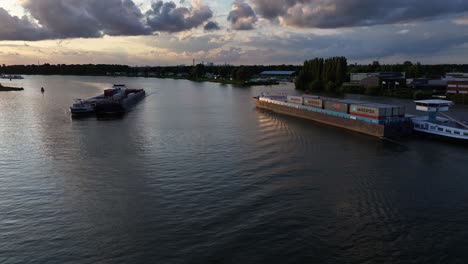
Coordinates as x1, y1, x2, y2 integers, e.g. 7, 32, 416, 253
1, 76, 468, 263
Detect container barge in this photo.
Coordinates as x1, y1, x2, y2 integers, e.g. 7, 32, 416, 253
70, 84, 145, 116
253, 94, 413, 138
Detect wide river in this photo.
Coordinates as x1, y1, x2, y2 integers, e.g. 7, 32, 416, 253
1, 75, 467, 263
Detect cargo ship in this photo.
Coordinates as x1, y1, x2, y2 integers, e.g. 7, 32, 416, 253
253, 94, 413, 138
70, 84, 145, 116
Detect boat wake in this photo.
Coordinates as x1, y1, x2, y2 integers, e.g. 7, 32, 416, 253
144, 90, 159, 98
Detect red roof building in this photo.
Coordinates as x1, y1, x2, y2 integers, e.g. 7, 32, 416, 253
447, 80, 468, 94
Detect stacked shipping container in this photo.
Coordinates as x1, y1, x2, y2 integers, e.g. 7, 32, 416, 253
322, 99, 361, 114
349, 103, 404, 119
303, 95, 323, 108
287, 95, 304, 105
262, 94, 405, 120
323, 100, 349, 113
350, 103, 391, 119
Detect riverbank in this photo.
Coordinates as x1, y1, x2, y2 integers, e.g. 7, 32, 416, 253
117, 75, 248, 86
0, 84, 24, 91
190, 77, 245, 85
172, 77, 281, 86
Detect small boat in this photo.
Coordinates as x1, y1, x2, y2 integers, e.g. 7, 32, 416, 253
411, 99, 468, 141
41, 87, 45, 93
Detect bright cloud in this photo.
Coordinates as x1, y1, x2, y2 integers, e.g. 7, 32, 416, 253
1, 0, 468, 65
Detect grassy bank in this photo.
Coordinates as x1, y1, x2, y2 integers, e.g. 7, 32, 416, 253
163, 76, 280, 86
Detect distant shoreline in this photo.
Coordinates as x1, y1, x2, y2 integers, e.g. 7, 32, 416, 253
7, 74, 282, 87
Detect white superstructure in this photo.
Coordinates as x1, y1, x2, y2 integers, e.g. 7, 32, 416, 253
411, 100, 468, 140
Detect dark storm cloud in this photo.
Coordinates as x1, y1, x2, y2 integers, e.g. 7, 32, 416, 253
204, 21, 221, 31
87, 0, 151, 35
0, 0, 214, 40
145, 1, 213, 32
21, 0, 150, 38
227, 0, 258, 30
0, 8, 52, 40
252, 0, 468, 28
242, 20, 468, 63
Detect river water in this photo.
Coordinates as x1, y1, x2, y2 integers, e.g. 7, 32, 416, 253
0, 75, 467, 263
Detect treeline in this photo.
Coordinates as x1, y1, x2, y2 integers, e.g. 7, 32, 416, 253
163, 64, 299, 81
3, 60, 468, 83
187, 64, 296, 80
0, 64, 132, 76
0, 63, 300, 81
295, 57, 347, 92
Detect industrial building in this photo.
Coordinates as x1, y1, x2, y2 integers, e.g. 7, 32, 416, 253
350, 73, 378, 82
408, 78, 448, 91
259, 71, 296, 78
360, 76, 380, 88
254, 71, 296, 83
447, 80, 468, 94
349, 72, 406, 89
446, 72, 468, 79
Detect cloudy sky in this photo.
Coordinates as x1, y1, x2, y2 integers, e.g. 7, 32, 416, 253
1, 0, 468, 66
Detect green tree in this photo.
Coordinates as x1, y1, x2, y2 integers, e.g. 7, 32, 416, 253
325, 81, 337, 93
406, 62, 422, 78
190, 64, 205, 79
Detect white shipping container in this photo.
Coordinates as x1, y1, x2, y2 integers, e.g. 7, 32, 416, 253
350, 103, 399, 118
303, 98, 323, 108
350, 104, 384, 118
287, 95, 304, 105
375, 103, 398, 117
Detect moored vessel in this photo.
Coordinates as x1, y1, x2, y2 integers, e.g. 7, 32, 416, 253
411, 100, 468, 141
